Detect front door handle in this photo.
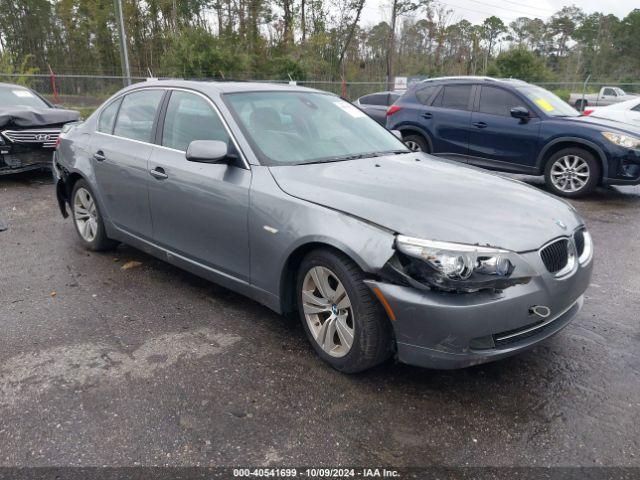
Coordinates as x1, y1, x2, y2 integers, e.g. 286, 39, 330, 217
93, 150, 106, 162
421, 112, 433, 119
149, 167, 168, 180
473, 121, 488, 129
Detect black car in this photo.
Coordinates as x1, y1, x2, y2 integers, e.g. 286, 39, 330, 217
387, 76, 640, 197
0, 83, 79, 175
354, 91, 402, 126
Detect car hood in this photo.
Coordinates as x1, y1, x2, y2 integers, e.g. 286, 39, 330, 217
564, 115, 640, 135
0, 106, 80, 129
269, 155, 582, 252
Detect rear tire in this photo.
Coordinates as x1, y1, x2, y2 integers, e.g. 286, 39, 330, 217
544, 147, 600, 198
70, 179, 118, 251
296, 249, 393, 373
403, 134, 430, 153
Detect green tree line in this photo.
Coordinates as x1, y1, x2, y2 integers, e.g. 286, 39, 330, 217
0, 0, 639, 85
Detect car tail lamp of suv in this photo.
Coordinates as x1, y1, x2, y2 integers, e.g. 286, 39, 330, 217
387, 105, 402, 116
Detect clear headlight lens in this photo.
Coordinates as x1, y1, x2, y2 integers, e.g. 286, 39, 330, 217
602, 131, 640, 149
396, 235, 529, 291
396, 236, 515, 282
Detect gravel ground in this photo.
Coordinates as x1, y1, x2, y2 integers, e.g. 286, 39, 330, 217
0, 170, 638, 468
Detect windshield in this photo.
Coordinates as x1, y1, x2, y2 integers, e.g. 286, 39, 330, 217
0, 86, 50, 109
224, 91, 408, 166
516, 86, 579, 117
614, 87, 626, 96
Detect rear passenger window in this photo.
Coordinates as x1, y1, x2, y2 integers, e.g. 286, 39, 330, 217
359, 94, 388, 106
98, 98, 121, 134
438, 85, 472, 110
415, 86, 438, 104
478, 86, 526, 116
113, 89, 164, 142
162, 90, 229, 152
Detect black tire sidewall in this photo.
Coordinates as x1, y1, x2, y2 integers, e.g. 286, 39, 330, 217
70, 180, 114, 251
296, 250, 390, 373
544, 148, 600, 198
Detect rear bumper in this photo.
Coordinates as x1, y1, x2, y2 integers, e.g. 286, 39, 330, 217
365, 250, 592, 369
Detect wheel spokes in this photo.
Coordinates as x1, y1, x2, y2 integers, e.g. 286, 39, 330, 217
302, 290, 330, 314
302, 265, 354, 358
310, 267, 333, 300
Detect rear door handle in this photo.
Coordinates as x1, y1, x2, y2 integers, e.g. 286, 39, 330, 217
149, 167, 168, 180
420, 112, 433, 119
473, 122, 488, 129
93, 150, 106, 162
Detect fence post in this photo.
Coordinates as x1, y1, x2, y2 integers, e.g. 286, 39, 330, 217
580, 74, 591, 111
48, 65, 60, 104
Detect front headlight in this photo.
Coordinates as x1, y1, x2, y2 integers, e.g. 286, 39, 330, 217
393, 235, 530, 293
602, 131, 640, 150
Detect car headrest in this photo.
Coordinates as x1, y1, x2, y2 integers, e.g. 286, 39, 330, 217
250, 107, 283, 131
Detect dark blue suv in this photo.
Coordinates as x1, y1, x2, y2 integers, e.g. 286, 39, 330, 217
386, 76, 640, 197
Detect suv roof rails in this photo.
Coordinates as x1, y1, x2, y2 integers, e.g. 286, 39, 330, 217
418, 76, 529, 84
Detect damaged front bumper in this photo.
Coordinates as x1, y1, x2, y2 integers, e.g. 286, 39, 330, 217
0, 138, 55, 175
364, 249, 593, 369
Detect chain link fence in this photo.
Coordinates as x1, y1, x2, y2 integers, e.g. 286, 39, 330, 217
2, 73, 639, 116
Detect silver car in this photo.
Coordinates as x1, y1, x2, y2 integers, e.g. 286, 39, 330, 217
53, 80, 593, 372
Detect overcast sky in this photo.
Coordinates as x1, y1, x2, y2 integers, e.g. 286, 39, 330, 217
359, 0, 636, 27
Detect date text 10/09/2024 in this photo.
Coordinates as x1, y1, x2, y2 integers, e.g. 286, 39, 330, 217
232, 468, 401, 478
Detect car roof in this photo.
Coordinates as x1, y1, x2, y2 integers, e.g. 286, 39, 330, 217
119, 79, 323, 96
0, 82, 32, 89
359, 90, 403, 96
417, 76, 531, 86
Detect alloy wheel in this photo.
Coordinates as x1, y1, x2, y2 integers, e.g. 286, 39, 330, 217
301, 266, 354, 358
550, 155, 590, 193
73, 187, 98, 242
405, 140, 422, 152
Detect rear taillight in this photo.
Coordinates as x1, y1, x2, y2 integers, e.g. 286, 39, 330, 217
582, 109, 594, 116
387, 105, 402, 116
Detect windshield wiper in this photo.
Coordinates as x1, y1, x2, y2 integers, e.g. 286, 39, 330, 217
297, 149, 411, 165
337, 149, 411, 160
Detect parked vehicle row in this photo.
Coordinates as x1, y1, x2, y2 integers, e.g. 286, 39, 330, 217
52, 80, 594, 373
380, 77, 640, 197
0, 83, 79, 175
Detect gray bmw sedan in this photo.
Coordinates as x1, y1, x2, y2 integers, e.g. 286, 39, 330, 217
53, 80, 593, 372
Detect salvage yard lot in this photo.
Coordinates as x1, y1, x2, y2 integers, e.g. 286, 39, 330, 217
0, 170, 639, 467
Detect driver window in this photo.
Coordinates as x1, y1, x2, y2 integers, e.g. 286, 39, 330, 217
162, 91, 229, 152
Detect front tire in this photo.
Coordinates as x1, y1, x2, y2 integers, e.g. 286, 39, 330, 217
71, 179, 118, 251
296, 249, 393, 373
574, 99, 587, 111
544, 148, 600, 198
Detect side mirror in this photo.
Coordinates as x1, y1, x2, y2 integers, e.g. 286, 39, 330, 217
510, 107, 530, 121
185, 140, 229, 163
391, 129, 403, 140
